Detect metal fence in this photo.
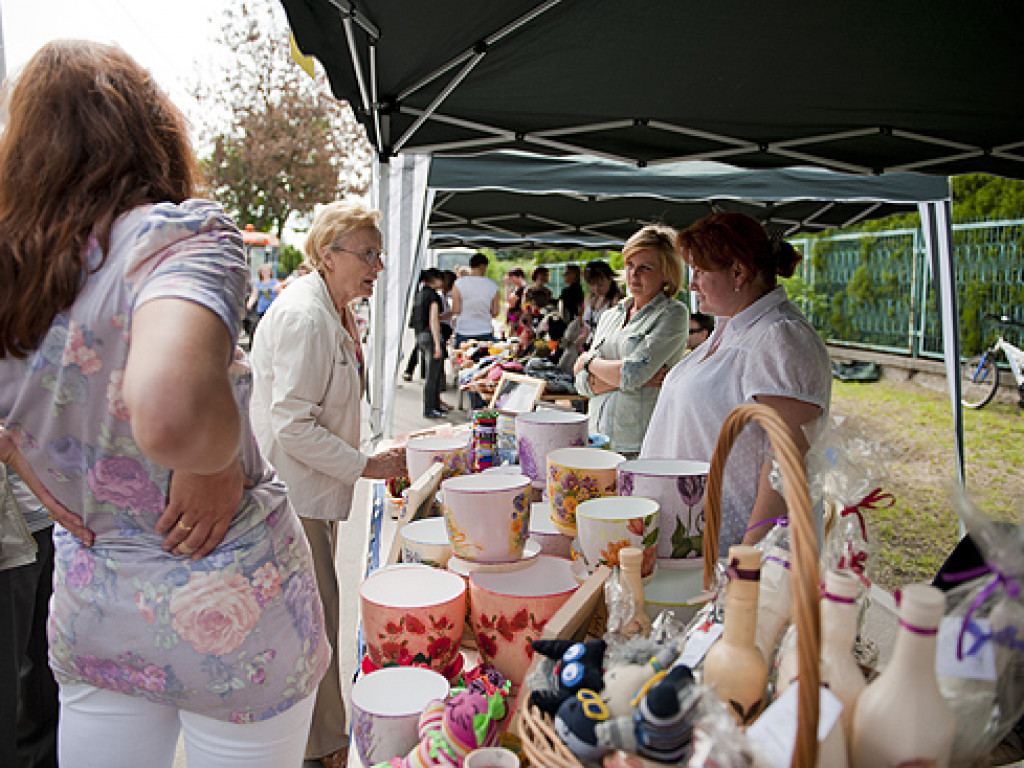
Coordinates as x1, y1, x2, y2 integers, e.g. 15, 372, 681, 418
789, 219, 1024, 358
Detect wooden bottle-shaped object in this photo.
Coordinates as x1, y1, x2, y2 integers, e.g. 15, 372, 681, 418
619, 546, 652, 638
755, 545, 792, 662
851, 583, 954, 768
820, 569, 867, 746
702, 545, 767, 725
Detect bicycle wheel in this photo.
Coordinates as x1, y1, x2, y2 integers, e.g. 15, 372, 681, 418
961, 354, 999, 409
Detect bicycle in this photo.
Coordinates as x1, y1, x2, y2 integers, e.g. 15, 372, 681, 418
961, 313, 1024, 409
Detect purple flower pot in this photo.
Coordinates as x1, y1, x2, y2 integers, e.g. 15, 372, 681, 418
515, 410, 588, 486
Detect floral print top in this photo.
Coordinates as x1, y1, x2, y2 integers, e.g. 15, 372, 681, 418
0, 200, 329, 722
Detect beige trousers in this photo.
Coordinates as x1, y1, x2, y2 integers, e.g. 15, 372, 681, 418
300, 518, 348, 760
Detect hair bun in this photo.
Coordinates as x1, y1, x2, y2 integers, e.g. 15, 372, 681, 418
771, 236, 802, 279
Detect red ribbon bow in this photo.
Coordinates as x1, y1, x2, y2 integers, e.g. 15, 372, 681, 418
840, 487, 894, 541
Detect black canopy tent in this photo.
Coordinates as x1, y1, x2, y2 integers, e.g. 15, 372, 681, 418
426, 152, 949, 246
276, 2, 1021, 479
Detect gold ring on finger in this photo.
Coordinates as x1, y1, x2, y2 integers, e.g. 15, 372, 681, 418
177, 520, 194, 533
177, 542, 195, 556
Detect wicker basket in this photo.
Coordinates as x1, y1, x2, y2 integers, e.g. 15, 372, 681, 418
516, 403, 820, 768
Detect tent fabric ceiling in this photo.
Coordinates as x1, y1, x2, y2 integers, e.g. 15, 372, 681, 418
425, 152, 950, 246
281, 0, 1024, 178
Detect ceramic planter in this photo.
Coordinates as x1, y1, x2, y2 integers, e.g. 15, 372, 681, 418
529, 501, 573, 558
360, 564, 465, 673
515, 410, 588, 486
351, 665, 451, 766
406, 435, 473, 483
642, 560, 706, 623
442, 473, 532, 563
469, 555, 578, 686
546, 446, 626, 537
401, 517, 452, 568
616, 458, 710, 565
575, 496, 659, 579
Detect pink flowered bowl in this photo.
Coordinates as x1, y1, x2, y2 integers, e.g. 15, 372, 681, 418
406, 435, 473, 483
442, 473, 532, 563
546, 447, 626, 537
470, 556, 578, 686
360, 564, 465, 674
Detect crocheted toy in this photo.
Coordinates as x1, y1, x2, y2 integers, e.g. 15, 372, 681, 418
601, 645, 678, 719
527, 638, 607, 716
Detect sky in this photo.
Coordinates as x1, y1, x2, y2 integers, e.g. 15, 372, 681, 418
2, 0, 235, 122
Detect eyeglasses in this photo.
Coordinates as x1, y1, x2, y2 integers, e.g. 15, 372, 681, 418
329, 245, 386, 267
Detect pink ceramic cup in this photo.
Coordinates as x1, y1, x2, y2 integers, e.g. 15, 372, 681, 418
351, 665, 451, 766
616, 458, 709, 565
515, 410, 588, 486
546, 446, 626, 537
360, 564, 466, 673
406, 435, 473, 483
469, 556, 578, 686
442, 472, 532, 563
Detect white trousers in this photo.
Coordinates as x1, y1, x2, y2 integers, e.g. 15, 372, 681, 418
58, 683, 315, 768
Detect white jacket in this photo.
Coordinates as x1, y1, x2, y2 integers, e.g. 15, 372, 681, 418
249, 272, 368, 520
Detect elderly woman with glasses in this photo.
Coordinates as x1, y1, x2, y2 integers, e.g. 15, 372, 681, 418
573, 225, 690, 455
249, 201, 406, 768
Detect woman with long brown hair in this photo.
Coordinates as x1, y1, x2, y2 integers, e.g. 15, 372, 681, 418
0, 41, 327, 767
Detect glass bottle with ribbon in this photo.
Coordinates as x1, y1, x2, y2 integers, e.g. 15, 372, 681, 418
702, 544, 768, 725
851, 583, 954, 768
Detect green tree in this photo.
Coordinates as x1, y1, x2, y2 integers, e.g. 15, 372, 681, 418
195, 1, 371, 239
278, 244, 304, 276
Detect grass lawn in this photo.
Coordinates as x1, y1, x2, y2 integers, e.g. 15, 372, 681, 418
829, 379, 1023, 591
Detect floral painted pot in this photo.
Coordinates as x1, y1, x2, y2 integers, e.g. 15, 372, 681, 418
616, 459, 709, 565
401, 517, 452, 568
442, 473, 531, 563
351, 665, 451, 766
515, 410, 588, 487
406, 435, 473, 483
529, 501, 573, 558
575, 496, 660, 579
360, 564, 465, 673
546, 446, 626, 537
469, 556, 578, 686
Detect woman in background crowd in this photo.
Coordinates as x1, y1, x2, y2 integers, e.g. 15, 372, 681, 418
247, 262, 280, 336
559, 264, 585, 321
580, 259, 623, 346
688, 311, 715, 350
0, 40, 329, 767
573, 226, 689, 455
249, 201, 407, 768
451, 252, 500, 346
642, 212, 831, 552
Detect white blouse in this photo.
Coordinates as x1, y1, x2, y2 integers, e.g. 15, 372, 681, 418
641, 287, 831, 553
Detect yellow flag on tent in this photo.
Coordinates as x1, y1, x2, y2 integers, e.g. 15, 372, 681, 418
290, 34, 316, 79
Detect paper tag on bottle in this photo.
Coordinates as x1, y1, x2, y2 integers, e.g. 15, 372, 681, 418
746, 684, 843, 768
674, 621, 723, 668
935, 616, 997, 681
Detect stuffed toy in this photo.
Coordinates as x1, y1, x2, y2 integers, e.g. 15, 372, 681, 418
601, 645, 678, 719
554, 689, 611, 762
527, 638, 607, 716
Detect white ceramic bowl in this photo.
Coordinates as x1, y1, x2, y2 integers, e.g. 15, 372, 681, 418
401, 517, 451, 568
442, 472, 532, 563
406, 435, 472, 483
575, 496, 659, 579
617, 458, 710, 564
515, 410, 588, 485
642, 562, 706, 623
351, 666, 451, 765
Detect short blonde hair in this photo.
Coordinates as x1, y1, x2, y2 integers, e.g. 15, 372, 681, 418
304, 200, 382, 272
622, 224, 683, 296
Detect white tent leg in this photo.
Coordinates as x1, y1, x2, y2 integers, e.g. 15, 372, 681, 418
919, 200, 966, 535
368, 155, 389, 447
